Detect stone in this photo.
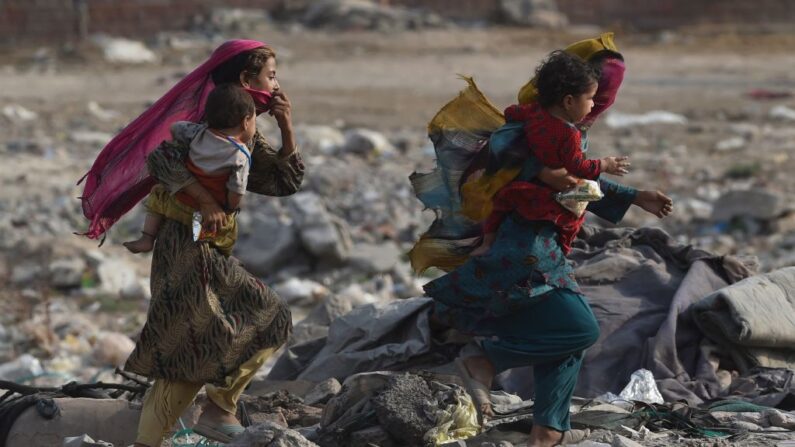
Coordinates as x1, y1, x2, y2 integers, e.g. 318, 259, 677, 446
0, 354, 43, 382
228, 421, 320, 447
119, 277, 151, 301
304, 378, 342, 406
611, 434, 643, 447
10, 263, 42, 285
48, 258, 86, 288
372, 374, 435, 446
289, 192, 351, 264
295, 125, 346, 155
96, 259, 138, 296
711, 189, 785, 221
714, 136, 746, 152
92, 332, 136, 366
235, 207, 301, 277
342, 128, 396, 156
274, 278, 330, 306
499, 0, 568, 28
348, 242, 402, 274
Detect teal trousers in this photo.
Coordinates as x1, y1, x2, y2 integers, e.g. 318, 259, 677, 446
480, 288, 600, 432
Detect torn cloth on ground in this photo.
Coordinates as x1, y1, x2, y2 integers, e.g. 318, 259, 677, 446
496, 225, 753, 406
269, 298, 434, 382
691, 267, 795, 372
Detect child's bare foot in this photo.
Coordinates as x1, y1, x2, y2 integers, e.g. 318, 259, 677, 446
123, 232, 155, 253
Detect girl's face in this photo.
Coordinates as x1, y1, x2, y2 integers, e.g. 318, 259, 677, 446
564, 81, 598, 124
241, 57, 279, 93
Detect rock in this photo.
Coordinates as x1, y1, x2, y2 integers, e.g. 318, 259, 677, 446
235, 206, 301, 277
304, 378, 342, 406
303, 0, 443, 31
87, 101, 120, 122
289, 192, 351, 264
92, 332, 135, 366
348, 242, 402, 274
714, 136, 746, 152
342, 128, 396, 157
2, 104, 38, 122
611, 434, 643, 447
96, 259, 138, 296
69, 131, 113, 146
229, 421, 319, 447
372, 374, 435, 446
295, 125, 346, 155
770, 105, 795, 121
349, 426, 396, 447
119, 278, 151, 301
0, 354, 43, 381
274, 278, 330, 306
62, 434, 114, 447
92, 35, 158, 64
10, 263, 42, 285
239, 390, 324, 428
49, 258, 86, 289
711, 189, 785, 221
499, 0, 568, 28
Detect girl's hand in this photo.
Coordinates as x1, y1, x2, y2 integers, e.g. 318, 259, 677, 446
198, 200, 226, 234
470, 233, 496, 257
538, 167, 579, 192
269, 91, 292, 129
601, 156, 631, 176
634, 190, 673, 218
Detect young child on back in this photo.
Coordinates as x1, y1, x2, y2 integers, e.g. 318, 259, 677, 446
124, 83, 256, 253
473, 51, 631, 256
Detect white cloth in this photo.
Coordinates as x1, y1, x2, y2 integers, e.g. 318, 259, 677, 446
171, 121, 251, 195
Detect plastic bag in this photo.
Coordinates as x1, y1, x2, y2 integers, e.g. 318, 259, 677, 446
555, 179, 604, 217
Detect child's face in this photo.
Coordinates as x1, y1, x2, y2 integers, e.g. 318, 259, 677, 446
241, 113, 257, 142
565, 81, 598, 124
242, 57, 279, 93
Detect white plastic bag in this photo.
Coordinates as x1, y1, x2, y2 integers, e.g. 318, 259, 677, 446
554, 179, 604, 217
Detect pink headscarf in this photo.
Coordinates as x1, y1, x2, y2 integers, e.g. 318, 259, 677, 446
579, 57, 625, 130
78, 39, 268, 240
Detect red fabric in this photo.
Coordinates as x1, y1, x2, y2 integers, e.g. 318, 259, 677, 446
175, 159, 230, 210
484, 104, 601, 254
78, 39, 267, 240
580, 57, 625, 130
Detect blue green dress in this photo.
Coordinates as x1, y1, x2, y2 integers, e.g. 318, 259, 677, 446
423, 128, 638, 432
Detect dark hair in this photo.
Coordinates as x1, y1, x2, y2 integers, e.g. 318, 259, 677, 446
535, 50, 598, 108
205, 84, 255, 129
211, 46, 276, 86
587, 49, 624, 78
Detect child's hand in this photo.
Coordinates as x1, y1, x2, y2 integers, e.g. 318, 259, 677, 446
601, 156, 631, 176
470, 233, 496, 257
633, 190, 673, 218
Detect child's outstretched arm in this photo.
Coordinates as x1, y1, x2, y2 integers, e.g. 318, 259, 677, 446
633, 190, 673, 218
534, 129, 602, 180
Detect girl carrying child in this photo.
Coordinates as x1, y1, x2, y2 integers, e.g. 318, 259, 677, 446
421, 49, 672, 446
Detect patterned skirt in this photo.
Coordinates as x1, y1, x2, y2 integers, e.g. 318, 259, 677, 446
124, 219, 291, 385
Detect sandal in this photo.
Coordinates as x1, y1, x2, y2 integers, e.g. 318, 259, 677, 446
454, 357, 493, 424
192, 422, 246, 443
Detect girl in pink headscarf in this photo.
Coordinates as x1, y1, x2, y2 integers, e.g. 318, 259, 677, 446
79, 40, 304, 446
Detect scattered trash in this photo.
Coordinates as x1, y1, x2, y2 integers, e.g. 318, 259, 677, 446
746, 88, 792, 100
618, 369, 664, 404
87, 102, 120, 122
62, 434, 114, 447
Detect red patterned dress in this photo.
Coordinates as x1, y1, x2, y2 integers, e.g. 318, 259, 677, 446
484, 103, 603, 254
